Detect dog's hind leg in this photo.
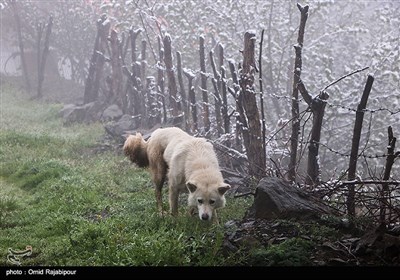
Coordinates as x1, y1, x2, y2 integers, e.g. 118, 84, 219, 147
169, 185, 180, 216
150, 159, 168, 216
154, 176, 165, 215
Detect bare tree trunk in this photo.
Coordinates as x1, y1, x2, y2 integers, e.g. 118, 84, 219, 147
130, 29, 141, 64
10, 0, 31, 93
120, 33, 130, 114
217, 43, 224, 69
266, 0, 282, 119
199, 36, 210, 133
297, 80, 329, 185
239, 31, 264, 178
210, 50, 223, 135
146, 76, 160, 128
157, 36, 167, 124
128, 28, 142, 125
176, 51, 188, 129
379, 126, 399, 227
163, 34, 181, 125
347, 75, 374, 218
109, 29, 123, 108
37, 16, 53, 99
259, 29, 267, 169
84, 15, 110, 104
140, 40, 148, 121
288, 4, 309, 182
184, 70, 197, 133
221, 66, 230, 134
36, 22, 44, 95
228, 61, 242, 151
217, 44, 230, 134
126, 29, 140, 114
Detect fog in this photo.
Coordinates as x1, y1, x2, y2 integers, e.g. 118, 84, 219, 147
1, 0, 399, 183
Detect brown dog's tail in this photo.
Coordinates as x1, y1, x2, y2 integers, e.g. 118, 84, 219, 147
123, 133, 149, 168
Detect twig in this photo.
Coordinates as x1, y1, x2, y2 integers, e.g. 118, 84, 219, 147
265, 108, 309, 146
269, 157, 285, 178
234, 191, 255, 198
323, 66, 369, 91
135, 7, 157, 62
337, 241, 360, 265
337, 180, 400, 186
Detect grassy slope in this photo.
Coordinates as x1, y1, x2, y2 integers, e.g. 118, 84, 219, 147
0, 84, 252, 266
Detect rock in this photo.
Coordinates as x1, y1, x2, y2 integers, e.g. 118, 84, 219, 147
224, 220, 238, 228
222, 239, 238, 256
354, 227, 400, 261
101, 104, 123, 121
60, 101, 104, 125
104, 114, 136, 141
85, 101, 105, 122
62, 104, 88, 124
58, 104, 75, 118
234, 235, 261, 249
223, 176, 250, 195
248, 177, 332, 220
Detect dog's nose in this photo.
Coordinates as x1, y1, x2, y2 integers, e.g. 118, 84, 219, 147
201, 213, 209, 220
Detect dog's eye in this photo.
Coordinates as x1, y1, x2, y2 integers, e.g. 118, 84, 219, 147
197, 198, 203, 204
210, 199, 215, 205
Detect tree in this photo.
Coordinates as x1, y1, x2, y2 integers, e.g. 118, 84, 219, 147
83, 15, 110, 104
239, 31, 264, 178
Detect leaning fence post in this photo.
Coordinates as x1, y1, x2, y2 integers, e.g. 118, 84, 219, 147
380, 126, 400, 227
346, 75, 374, 219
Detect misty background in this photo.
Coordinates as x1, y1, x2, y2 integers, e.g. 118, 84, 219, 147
1, 0, 399, 183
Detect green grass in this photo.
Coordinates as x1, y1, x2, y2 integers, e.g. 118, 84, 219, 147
0, 83, 252, 266
249, 238, 314, 266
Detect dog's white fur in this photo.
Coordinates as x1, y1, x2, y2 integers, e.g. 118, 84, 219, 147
123, 127, 230, 222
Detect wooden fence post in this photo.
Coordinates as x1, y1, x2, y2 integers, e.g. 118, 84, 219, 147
239, 31, 264, 178
163, 34, 182, 125
288, 4, 309, 182
199, 36, 210, 133
379, 126, 400, 227
84, 15, 110, 104
347, 75, 374, 218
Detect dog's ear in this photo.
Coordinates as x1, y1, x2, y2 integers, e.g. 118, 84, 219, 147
186, 182, 197, 193
218, 184, 231, 195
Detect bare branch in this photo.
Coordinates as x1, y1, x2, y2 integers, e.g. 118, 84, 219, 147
297, 79, 312, 105
338, 180, 400, 186
323, 66, 369, 92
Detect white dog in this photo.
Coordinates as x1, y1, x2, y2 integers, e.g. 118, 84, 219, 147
123, 127, 230, 222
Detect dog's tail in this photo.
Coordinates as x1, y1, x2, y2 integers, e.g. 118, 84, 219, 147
123, 132, 149, 168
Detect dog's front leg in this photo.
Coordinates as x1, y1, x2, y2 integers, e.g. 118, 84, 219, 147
212, 209, 219, 225
169, 186, 179, 216
155, 187, 164, 216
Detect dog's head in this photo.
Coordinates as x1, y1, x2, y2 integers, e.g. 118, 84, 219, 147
186, 181, 231, 222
